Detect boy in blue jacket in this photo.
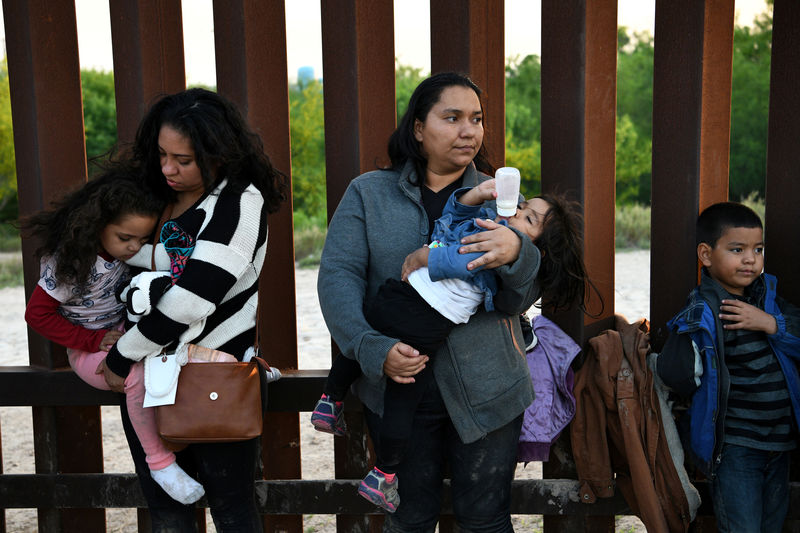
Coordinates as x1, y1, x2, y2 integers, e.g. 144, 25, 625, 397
656, 202, 800, 533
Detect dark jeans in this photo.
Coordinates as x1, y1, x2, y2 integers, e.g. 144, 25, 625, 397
365, 379, 522, 533
120, 400, 262, 532
710, 442, 790, 533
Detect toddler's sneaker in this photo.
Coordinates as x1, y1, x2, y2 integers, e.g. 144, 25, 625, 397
358, 467, 399, 513
310, 394, 346, 436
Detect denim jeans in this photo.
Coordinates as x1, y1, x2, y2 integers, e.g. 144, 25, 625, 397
365, 379, 522, 533
710, 442, 790, 533
120, 401, 263, 532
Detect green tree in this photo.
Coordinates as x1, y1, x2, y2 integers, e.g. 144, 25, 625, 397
289, 78, 326, 225
395, 63, 426, 121
617, 28, 654, 141
729, 4, 772, 200
81, 69, 117, 167
0, 59, 17, 220
615, 114, 652, 204
505, 54, 542, 197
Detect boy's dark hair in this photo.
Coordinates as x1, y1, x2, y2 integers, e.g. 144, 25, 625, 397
534, 193, 602, 315
132, 88, 288, 213
387, 71, 494, 184
21, 166, 164, 287
696, 202, 763, 248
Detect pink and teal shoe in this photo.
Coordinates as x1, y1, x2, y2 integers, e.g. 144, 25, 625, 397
358, 467, 400, 513
310, 394, 346, 436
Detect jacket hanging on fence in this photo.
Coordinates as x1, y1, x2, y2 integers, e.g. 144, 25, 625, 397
518, 315, 580, 462
571, 315, 697, 533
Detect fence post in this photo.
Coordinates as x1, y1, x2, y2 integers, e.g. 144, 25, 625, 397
2, 1, 103, 531
541, 0, 618, 531
430, 0, 506, 167
321, 1, 396, 531
213, 1, 300, 531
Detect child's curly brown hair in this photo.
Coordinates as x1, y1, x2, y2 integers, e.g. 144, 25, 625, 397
21, 165, 164, 287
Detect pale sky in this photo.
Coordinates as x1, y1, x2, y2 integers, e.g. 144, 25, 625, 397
1, 0, 771, 85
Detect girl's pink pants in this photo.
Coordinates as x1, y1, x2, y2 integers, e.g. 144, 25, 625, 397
68, 348, 174, 470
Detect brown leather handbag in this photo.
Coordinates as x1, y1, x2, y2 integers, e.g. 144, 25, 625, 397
149, 205, 269, 445
155, 357, 267, 444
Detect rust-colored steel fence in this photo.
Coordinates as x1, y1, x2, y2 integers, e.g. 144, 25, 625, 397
1, 1, 799, 532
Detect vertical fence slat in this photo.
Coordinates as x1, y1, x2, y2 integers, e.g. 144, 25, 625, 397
213, 1, 300, 531
764, 0, 800, 301
322, 0, 395, 531
430, 0, 505, 167
541, 0, 617, 531
109, 0, 186, 145
321, 1, 395, 531
651, 0, 704, 350
108, 3, 187, 530
764, 6, 800, 525
698, 0, 734, 206
2, 1, 104, 531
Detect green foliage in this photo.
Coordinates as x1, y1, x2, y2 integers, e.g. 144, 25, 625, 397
505, 55, 542, 197
615, 203, 651, 249
617, 29, 654, 141
0, 253, 23, 288
615, 115, 652, 205
729, 6, 772, 199
0, 221, 21, 252
0, 59, 17, 220
81, 69, 117, 166
289, 79, 327, 217
395, 63, 427, 121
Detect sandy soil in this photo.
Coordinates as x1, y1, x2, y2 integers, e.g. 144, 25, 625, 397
0, 251, 651, 532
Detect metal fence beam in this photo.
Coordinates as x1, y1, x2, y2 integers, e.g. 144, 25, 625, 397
2, 1, 103, 531
430, 0, 505, 166
764, 0, 800, 303
321, 1, 396, 531
213, 3, 300, 530
109, 0, 186, 145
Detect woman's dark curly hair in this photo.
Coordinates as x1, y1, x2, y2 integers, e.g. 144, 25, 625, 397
132, 88, 288, 213
21, 166, 164, 287
387, 72, 494, 184
533, 193, 602, 315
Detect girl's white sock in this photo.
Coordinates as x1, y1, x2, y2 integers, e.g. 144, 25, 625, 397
150, 463, 205, 505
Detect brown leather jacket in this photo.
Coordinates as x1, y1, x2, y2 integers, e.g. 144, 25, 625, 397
570, 316, 692, 533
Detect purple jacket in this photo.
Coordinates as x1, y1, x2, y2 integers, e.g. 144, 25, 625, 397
518, 315, 580, 462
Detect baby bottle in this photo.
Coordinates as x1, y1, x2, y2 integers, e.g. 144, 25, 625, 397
495, 167, 521, 217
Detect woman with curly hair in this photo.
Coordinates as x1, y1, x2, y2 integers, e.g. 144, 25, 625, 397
22, 169, 208, 505
99, 88, 288, 531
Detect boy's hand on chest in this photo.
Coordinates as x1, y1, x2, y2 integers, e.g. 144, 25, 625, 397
720, 299, 778, 335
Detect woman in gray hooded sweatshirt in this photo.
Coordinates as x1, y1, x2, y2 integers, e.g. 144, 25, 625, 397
318, 72, 540, 531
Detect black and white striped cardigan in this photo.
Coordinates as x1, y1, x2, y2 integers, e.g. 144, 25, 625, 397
105, 178, 268, 377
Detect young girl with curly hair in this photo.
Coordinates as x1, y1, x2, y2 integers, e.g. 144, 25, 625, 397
23, 168, 207, 505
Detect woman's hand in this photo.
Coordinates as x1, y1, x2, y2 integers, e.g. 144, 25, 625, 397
97, 358, 126, 393
383, 342, 429, 384
458, 218, 522, 270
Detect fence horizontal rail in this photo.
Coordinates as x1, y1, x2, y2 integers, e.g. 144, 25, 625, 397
0, 475, 640, 516
0, 367, 328, 410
